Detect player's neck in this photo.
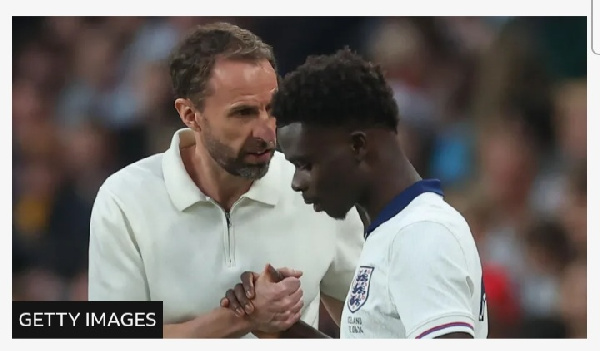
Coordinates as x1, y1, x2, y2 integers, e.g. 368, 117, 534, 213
183, 145, 253, 211
360, 154, 421, 223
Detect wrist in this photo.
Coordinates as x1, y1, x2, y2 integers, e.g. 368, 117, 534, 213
189, 307, 252, 338
225, 308, 253, 336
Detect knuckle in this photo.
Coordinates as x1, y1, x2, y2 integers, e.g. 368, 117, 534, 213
276, 283, 287, 293
273, 287, 286, 299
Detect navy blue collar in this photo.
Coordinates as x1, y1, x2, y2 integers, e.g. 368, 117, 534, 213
364, 179, 444, 239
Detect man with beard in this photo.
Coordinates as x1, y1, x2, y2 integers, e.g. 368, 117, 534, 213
87, 22, 364, 339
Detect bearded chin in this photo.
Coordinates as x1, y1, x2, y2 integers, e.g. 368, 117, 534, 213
216, 154, 271, 180
234, 162, 270, 180
202, 133, 271, 181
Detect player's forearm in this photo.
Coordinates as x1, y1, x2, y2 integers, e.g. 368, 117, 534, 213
320, 294, 344, 326
163, 307, 252, 338
279, 320, 331, 339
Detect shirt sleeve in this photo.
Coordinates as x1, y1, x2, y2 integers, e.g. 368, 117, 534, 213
320, 206, 365, 301
88, 185, 149, 301
388, 221, 476, 339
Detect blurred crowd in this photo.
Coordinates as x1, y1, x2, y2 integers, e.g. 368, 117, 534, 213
12, 16, 587, 338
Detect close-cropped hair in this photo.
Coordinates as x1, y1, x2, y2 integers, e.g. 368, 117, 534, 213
271, 47, 400, 131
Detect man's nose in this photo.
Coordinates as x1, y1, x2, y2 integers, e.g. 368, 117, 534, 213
253, 115, 276, 145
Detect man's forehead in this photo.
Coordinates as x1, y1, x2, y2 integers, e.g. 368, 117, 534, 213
211, 58, 276, 92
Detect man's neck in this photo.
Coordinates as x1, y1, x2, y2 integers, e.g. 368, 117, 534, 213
182, 145, 253, 211
359, 151, 421, 223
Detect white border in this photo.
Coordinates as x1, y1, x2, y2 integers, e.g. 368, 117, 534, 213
4, 0, 596, 350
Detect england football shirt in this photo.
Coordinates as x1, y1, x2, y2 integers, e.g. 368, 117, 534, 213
340, 179, 488, 338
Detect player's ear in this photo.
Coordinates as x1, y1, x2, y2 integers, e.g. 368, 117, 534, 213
175, 98, 201, 131
349, 131, 367, 162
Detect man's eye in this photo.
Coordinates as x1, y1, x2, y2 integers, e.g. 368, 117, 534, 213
237, 108, 255, 116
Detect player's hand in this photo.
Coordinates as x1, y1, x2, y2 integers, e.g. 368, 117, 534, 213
221, 271, 260, 317
220, 263, 304, 334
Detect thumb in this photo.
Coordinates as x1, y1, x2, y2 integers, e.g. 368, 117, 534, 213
265, 263, 284, 282
277, 267, 303, 279
220, 297, 229, 307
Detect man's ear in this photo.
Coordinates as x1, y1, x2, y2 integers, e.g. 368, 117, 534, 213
175, 98, 200, 131
349, 131, 367, 162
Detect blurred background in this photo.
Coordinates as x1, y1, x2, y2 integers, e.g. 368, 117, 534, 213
12, 16, 587, 338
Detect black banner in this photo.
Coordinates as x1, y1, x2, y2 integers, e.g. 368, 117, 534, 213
13, 301, 163, 339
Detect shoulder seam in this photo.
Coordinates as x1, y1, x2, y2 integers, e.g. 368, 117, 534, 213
391, 220, 469, 266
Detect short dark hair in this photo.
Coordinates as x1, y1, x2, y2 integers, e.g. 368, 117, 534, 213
271, 47, 400, 131
168, 22, 276, 110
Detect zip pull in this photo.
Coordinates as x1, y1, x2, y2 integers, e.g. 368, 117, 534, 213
225, 212, 231, 227
224, 211, 233, 266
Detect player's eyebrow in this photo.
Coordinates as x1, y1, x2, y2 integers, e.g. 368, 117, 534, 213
287, 154, 313, 166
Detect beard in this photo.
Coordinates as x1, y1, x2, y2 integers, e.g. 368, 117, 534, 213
202, 127, 273, 180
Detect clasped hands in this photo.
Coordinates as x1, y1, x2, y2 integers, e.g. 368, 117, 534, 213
220, 263, 304, 338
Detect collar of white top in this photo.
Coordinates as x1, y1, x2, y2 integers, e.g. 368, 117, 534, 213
162, 128, 281, 211
364, 179, 444, 239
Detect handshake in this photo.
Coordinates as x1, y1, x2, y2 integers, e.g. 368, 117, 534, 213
220, 263, 305, 338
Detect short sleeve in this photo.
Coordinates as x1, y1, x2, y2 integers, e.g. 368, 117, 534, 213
388, 221, 476, 338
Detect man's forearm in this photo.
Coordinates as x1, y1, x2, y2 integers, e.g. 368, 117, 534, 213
279, 320, 331, 339
163, 307, 252, 338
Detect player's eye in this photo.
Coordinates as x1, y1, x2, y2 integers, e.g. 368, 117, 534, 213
296, 162, 312, 171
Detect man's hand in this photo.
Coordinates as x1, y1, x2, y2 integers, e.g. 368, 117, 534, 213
220, 264, 304, 335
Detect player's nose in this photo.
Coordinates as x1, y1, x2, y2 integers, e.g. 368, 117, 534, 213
291, 169, 309, 193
